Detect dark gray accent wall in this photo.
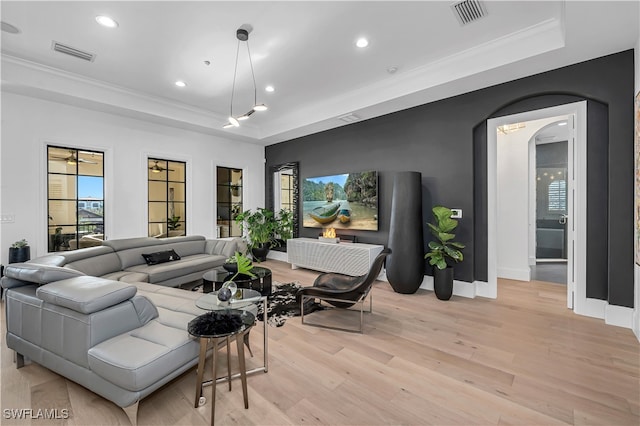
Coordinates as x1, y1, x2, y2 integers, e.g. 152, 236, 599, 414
266, 49, 634, 308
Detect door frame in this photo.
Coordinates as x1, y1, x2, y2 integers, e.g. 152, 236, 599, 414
487, 101, 586, 311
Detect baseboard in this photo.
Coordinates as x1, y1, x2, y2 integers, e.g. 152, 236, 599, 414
418, 275, 478, 298
605, 304, 634, 329
574, 296, 606, 320
497, 266, 530, 281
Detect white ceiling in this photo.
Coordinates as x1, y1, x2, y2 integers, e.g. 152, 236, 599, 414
1, 1, 638, 145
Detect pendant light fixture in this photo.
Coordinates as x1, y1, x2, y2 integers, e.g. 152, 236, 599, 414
223, 27, 268, 129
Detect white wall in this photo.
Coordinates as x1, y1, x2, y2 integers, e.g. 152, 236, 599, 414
633, 16, 640, 340
496, 116, 562, 281
0, 92, 265, 262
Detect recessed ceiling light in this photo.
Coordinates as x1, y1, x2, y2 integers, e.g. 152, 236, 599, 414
265, 85, 275, 93
95, 15, 118, 28
175, 81, 187, 88
356, 37, 369, 48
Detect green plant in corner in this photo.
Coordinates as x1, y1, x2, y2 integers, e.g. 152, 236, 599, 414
11, 239, 29, 248
424, 206, 465, 269
234, 208, 277, 249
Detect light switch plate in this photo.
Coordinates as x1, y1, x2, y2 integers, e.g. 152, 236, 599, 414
0, 214, 15, 223
451, 209, 462, 219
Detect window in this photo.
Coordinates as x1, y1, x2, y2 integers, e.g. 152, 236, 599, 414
47, 146, 104, 252
548, 180, 567, 212
148, 158, 186, 237
216, 167, 243, 237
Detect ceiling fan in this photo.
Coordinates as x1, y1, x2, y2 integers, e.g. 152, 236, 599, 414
50, 150, 97, 165
149, 160, 174, 173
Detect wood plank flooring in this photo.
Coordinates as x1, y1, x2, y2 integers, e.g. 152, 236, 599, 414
1, 259, 638, 425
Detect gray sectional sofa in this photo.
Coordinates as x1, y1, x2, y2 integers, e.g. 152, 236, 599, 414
1, 235, 242, 425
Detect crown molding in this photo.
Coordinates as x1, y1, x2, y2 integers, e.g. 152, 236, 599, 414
1, 54, 264, 141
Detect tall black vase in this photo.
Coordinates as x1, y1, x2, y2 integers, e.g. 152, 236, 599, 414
386, 172, 424, 294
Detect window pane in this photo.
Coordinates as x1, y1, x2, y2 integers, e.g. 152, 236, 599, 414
78, 176, 103, 199
149, 181, 167, 201
168, 161, 185, 182
48, 225, 77, 252
217, 167, 230, 184
230, 169, 242, 185
149, 202, 167, 222
148, 159, 168, 180
48, 147, 78, 174
78, 151, 104, 176
168, 183, 185, 202
171, 202, 186, 220
49, 200, 77, 225
48, 174, 76, 200
149, 223, 165, 237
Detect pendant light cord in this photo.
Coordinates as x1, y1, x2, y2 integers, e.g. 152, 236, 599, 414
230, 39, 241, 117
247, 41, 258, 106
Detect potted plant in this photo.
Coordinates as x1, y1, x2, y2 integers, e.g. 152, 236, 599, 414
222, 251, 256, 276
234, 208, 294, 261
424, 206, 465, 300
9, 239, 31, 263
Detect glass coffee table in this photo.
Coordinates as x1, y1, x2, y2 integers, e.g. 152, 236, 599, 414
196, 288, 268, 378
202, 266, 272, 295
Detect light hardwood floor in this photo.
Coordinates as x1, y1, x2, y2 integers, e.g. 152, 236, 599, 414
1, 259, 638, 425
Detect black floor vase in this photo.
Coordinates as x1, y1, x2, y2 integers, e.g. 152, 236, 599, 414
386, 171, 424, 294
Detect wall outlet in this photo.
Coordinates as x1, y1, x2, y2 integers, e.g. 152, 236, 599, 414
451, 209, 462, 219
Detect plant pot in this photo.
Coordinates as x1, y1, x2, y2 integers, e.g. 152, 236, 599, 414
9, 246, 30, 264
222, 262, 238, 273
251, 243, 270, 262
433, 267, 454, 300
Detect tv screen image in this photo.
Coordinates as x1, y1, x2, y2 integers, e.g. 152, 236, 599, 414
302, 171, 378, 231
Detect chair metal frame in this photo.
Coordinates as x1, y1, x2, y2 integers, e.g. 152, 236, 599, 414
300, 290, 373, 333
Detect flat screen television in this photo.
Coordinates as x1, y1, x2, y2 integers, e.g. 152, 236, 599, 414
302, 171, 378, 231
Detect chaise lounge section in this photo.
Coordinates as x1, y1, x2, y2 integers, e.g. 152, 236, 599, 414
1, 235, 242, 424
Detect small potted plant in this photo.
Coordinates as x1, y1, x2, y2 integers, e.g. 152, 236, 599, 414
424, 206, 465, 300
9, 239, 31, 263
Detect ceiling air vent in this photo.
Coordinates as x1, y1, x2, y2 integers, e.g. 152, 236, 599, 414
451, 0, 487, 26
338, 113, 361, 123
51, 41, 96, 62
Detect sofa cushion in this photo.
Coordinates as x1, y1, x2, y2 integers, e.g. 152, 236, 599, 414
36, 276, 137, 314
101, 271, 149, 283
88, 319, 199, 391
141, 249, 181, 265
4, 263, 86, 285
124, 254, 225, 284
64, 252, 123, 277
